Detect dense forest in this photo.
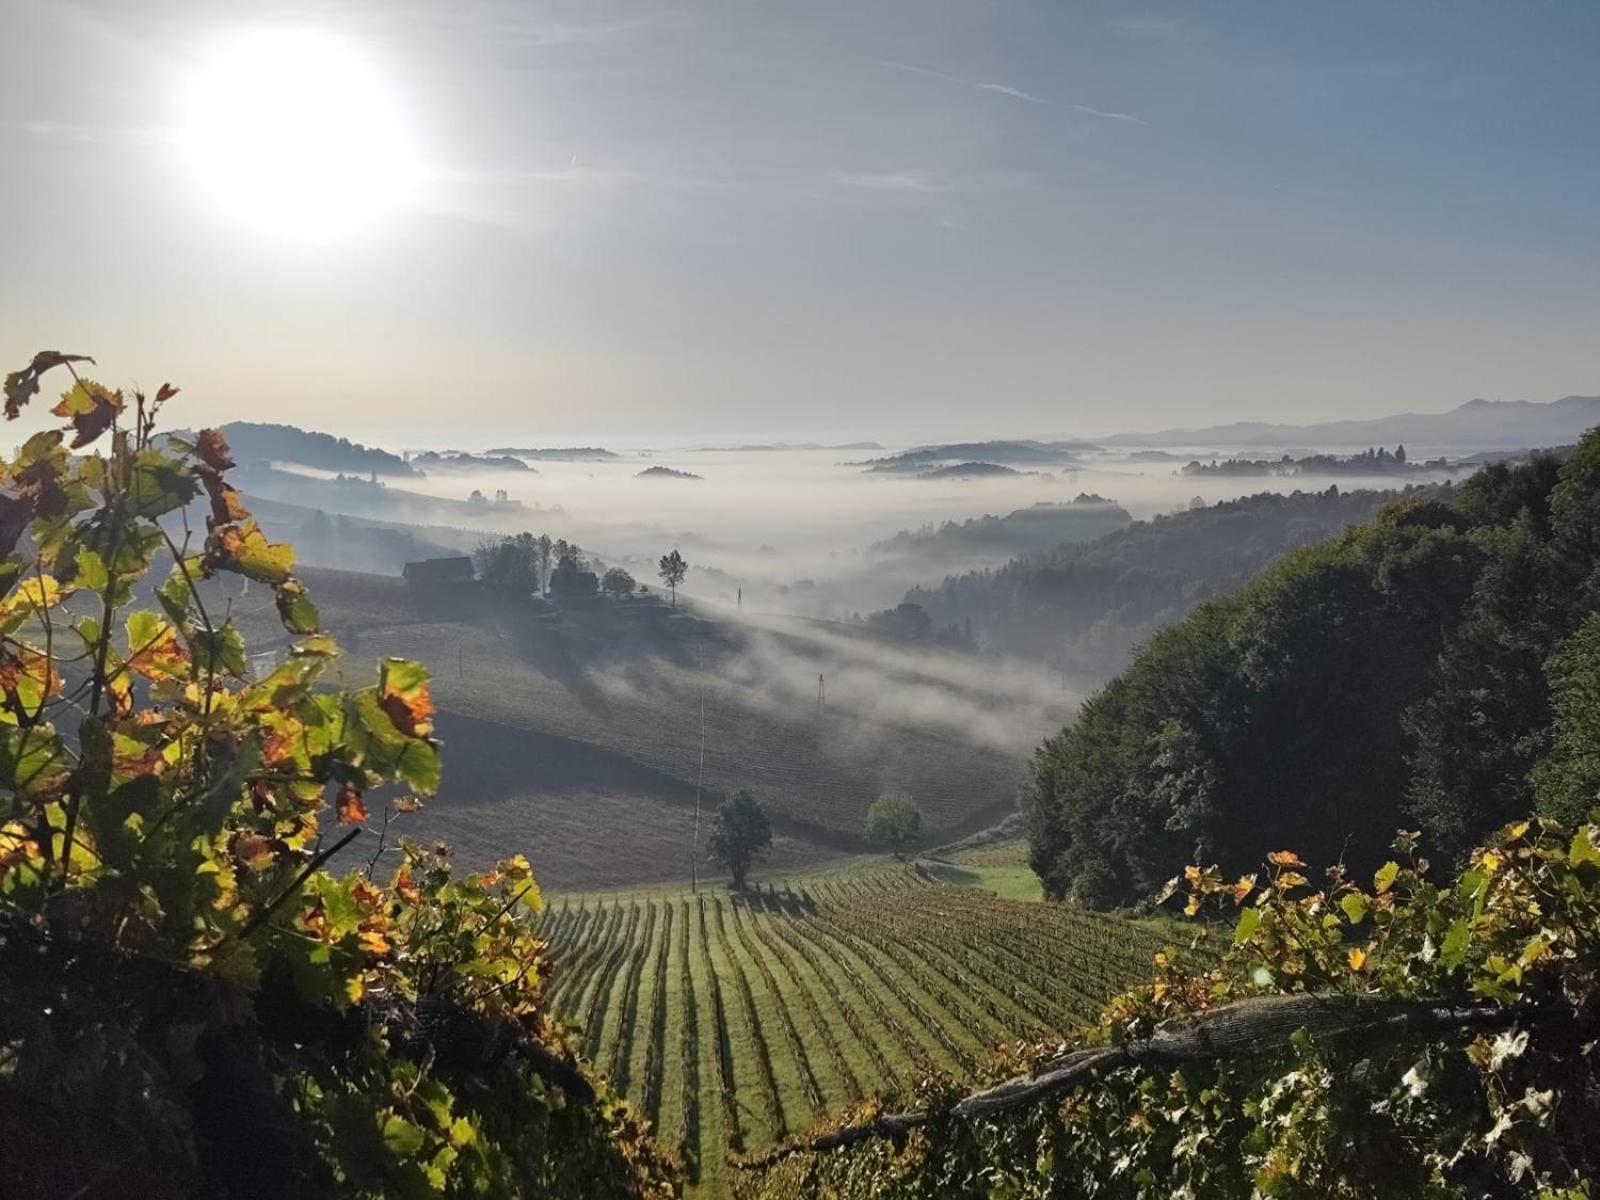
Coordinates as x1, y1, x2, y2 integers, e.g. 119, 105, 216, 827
908, 486, 1415, 674
1023, 440, 1598, 907
870, 497, 1130, 563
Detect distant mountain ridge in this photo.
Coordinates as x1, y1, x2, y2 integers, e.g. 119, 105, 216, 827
1108, 394, 1600, 449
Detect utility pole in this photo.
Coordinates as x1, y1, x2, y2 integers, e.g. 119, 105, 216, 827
691, 642, 707, 893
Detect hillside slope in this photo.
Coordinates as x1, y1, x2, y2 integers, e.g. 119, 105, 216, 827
225, 568, 1062, 889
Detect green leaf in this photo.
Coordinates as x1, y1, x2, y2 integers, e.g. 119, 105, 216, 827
127, 448, 200, 517
212, 520, 294, 584
1439, 917, 1472, 969
1339, 892, 1369, 924
275, 579, 320, 634
157, 561, 197, 626
63, 545, 108, 592
0, 723, 70, 798
195, 626, 248, 677
1232, 906, 1262, 944
1570, 828, 1600, 869
1373, 861, 1400, 895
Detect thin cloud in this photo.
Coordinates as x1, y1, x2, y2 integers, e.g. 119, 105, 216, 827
830, 169, 1029, 196
1070, 104, 1150, 126
870, 57, 1146, 124
974, 82, 1047, 105
871, 58, 969, 87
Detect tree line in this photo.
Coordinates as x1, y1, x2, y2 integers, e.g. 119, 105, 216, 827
1023, 435, 1600, 907
906, 485, 1414, 675
472, 530, 689, 605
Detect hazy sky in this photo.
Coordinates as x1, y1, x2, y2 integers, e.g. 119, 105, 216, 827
3, 0, 1598, 443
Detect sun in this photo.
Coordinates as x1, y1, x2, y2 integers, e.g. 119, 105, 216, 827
180, 31, 421, 241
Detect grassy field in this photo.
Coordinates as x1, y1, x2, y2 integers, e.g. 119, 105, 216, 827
538, 862, 1180, 1197
222, 565, 1069, 889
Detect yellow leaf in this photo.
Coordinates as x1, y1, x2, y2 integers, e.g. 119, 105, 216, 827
1348, 947, 1368, 972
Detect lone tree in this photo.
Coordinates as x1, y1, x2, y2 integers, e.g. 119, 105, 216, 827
658, 548, 688, 607
601, 567, 637, 597
707, 790, 772, 889
867, 794, 923, 859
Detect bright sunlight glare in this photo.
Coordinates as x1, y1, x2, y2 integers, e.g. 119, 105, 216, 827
180, 31, 421, 242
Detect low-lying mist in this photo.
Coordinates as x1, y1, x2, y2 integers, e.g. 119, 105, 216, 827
256, 441, 1463, 626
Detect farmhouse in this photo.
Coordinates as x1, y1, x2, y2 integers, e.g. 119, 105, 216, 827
403, 555, 475, 617
402, 556, 474, 587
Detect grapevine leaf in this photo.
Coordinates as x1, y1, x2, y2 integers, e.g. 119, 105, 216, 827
128, 448, 200, 517
1570, 828, 1600, 869
336, 783, 371, 826
1439, 917, 1472, 969
1373, 861, 1400, 895
378, 658, 434, 738
51, 379, 124, 448
4, 351, 93, 419
209, 520, 294, 584
195, 626, 248, 677
275, 578, 320, 634
195, 428, 235, 472
1233, 906, 1262, 943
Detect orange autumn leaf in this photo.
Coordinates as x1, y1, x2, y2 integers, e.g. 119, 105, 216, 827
336, 783, 370, 826
378, 659, 435, 739
233, 833, 277, 871
395, 867, 422, 906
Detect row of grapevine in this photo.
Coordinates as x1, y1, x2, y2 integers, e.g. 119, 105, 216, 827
537, 867, 1177, 1196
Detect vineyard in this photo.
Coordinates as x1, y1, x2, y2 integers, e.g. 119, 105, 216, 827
538, 865, 1180, 1197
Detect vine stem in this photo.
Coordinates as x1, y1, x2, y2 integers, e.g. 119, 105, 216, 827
239, 826, 361, 940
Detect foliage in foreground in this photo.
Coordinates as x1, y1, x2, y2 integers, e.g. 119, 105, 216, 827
742, 817, 1600, 1199
0, 353, 672, 1199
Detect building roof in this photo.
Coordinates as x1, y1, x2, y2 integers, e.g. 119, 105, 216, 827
402, 556, 474, 584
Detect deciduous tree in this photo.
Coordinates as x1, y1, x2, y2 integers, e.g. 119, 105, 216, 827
706, 789, 772, 889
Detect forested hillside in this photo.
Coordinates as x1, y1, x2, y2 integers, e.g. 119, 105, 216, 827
908, 486, 1413, 673
1023, 440, 1598, 907
220, 421, 420, 476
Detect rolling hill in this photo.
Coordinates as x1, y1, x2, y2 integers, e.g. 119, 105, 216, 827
223, 567, 1067, 890
1108, 393, 1600, 450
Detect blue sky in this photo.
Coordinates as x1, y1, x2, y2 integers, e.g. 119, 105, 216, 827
2, 0, 1597, 442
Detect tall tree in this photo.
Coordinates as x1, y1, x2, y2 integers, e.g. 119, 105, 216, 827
534, 533, 553, 597
706, 790, 772, 889
658, 549, 687, 607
